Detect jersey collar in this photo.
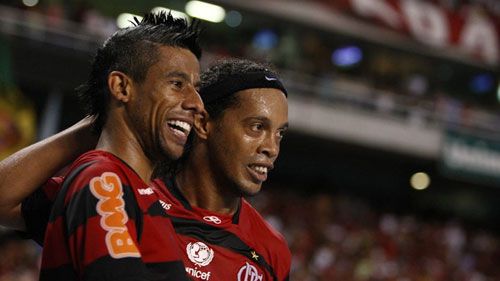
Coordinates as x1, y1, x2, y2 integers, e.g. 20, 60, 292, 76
164, 176, 242, 224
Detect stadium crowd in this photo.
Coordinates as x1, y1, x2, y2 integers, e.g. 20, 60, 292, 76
255, 190, 500, 281
0, 230, 39, 281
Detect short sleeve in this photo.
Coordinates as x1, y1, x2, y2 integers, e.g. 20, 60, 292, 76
21, 177, 63, 245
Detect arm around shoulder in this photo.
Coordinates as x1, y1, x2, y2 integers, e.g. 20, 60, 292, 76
0, 116, 98, 230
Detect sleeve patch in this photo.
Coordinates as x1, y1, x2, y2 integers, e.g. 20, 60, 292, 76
89, 172, 140, 259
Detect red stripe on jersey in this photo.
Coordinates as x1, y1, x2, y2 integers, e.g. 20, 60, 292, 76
139, 214, 181, 263
43, 177, 64, 201
42, 216, 70, 268
39, 150, 189, 281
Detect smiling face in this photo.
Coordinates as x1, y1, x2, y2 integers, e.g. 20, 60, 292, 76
206, 88, 288, 196
127, 45, 204, 162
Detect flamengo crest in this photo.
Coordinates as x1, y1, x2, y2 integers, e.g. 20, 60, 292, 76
237, 262, 263, 281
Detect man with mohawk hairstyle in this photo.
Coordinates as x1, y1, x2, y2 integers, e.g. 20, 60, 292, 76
0, 12, 204, 280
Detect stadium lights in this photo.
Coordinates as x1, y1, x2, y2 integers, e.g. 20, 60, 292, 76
469, 73, 494, 95
410, 172, 430, 190
497, 82, 500, 103
225, 10, 242, 27
116, 13, 143, 28
185, 1, 225, 23
252, 29, 279, 50
331, 45, 363, 68
151, 7, 189, 20
22, 0, 38, 7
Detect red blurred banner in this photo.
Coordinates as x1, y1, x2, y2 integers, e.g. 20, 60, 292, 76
318, 0, 500, 65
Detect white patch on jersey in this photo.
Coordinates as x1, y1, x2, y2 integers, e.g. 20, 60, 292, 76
137, 187, 154, 195
203, 215, 221, 224
185, 266, 212, 280
186, 241, 214, 267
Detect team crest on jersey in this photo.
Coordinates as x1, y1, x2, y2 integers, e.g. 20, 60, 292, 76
186, 241, 214, 266
237, 262, 263, 281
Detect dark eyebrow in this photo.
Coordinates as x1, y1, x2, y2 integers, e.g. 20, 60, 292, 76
165, 71, 190, 81
244, 117, 289, 130
244, 116, 269, 123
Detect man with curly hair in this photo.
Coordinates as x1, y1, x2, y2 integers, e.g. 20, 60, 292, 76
157, 58, 291, 281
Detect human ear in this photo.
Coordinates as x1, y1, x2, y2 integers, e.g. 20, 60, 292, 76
108, 71, 132, 103
193, 111, 210, 140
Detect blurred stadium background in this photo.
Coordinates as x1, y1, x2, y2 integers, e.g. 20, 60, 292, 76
0, 0, 499, 280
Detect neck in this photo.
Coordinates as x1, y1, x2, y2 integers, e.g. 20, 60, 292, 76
176, 144, 240, 214
96, 113, 153, 183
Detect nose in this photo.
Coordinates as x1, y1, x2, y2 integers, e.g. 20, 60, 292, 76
182, 87, 205, 115
258, 133, 280, 159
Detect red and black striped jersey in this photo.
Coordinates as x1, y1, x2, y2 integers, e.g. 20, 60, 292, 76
39, 150, 188, 281
21, 154, 291, 281
153, 177, 291, 281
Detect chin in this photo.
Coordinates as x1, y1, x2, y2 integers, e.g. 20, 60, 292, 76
238, 182, 263, 197
160, 140, 184, 161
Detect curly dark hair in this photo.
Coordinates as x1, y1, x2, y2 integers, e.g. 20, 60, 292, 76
200, 58, 280, 120
78, 12, 202, 132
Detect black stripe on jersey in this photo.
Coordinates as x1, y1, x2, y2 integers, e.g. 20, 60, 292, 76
135, 195, 144, 243
40, 251, 189, 281
64, 183, 138, 236
83, 256, 190, 281
21, 185, 52, 245
147, 201, 170, 217
232, 199, 242, 224
146, 261, 190, 280
170, 216, 278, 281
49, 161, 96, 222
65, 186, 98, 231
83, 256, 148, 281
39, 263, 77, 281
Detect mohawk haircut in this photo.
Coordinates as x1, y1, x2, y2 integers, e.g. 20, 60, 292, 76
78, 12, 202, 132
